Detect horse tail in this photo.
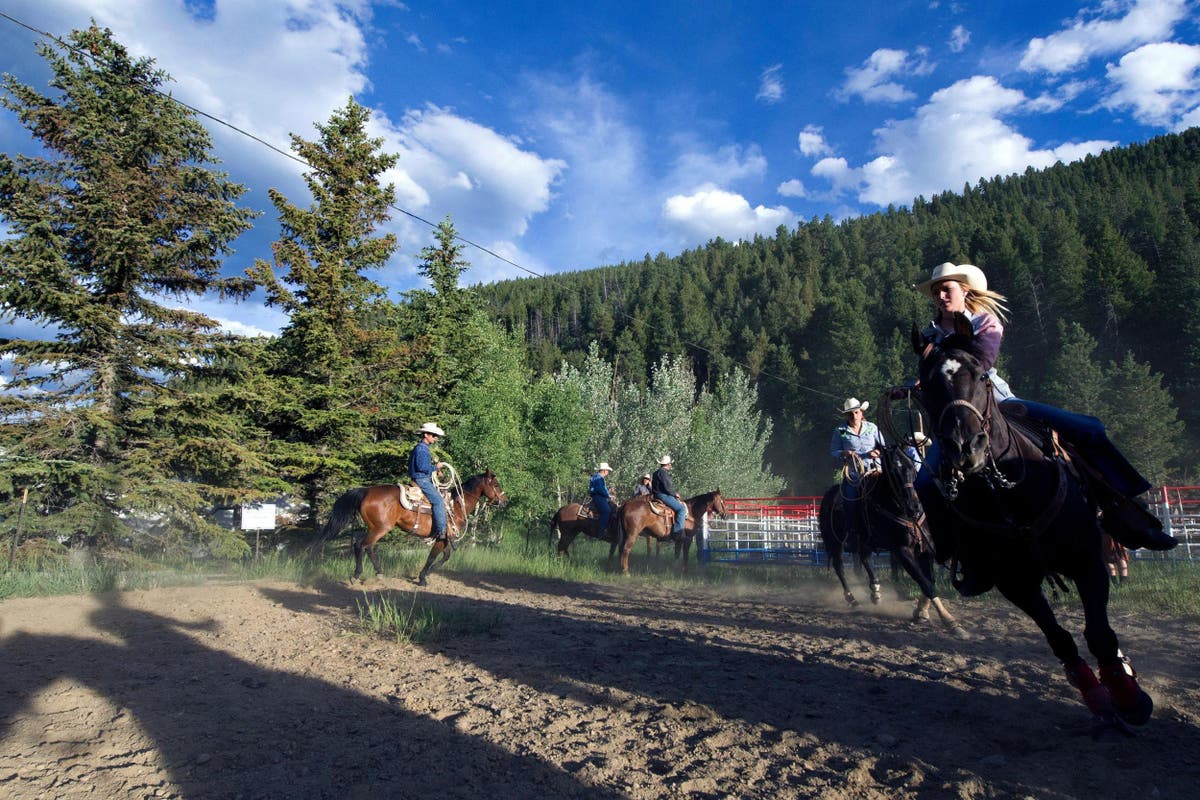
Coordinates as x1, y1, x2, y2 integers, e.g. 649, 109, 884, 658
312, 487, 368, 552
549, 509, 562, 549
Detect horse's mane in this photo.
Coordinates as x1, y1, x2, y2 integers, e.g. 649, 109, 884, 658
690, 489, 721, 504
452, 473, 489, 498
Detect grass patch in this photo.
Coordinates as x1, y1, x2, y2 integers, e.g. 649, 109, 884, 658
355, 590, 502, 642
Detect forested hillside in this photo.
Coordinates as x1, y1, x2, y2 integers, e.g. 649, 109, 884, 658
480, 129, 1200, 492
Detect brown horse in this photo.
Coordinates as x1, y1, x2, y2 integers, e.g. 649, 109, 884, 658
616, 490, 727, 575
314, 470, 507, 585
550, 501, 621, 560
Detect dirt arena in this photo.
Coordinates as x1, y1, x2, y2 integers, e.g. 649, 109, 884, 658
2, 570, 1199, 799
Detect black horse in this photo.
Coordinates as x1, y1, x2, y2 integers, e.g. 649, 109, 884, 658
914, 313, 1154, 729
818, 444, 967, 637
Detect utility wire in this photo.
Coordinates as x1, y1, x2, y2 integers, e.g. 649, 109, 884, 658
0, 9, 840, 400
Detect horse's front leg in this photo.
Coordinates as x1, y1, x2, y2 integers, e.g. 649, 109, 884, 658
1075, 557, 1154, 727
860, 553, 881, 604
994, 576, 1115, 719
417, 539, 448, 586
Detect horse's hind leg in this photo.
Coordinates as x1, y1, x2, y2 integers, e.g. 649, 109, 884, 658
351, 539, 365, 582
831, 550, 857, 606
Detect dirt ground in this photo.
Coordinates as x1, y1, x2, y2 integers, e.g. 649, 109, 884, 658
2, 568, 1199, 800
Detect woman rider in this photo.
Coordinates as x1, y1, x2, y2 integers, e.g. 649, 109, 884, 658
913, 262, 1175, 557
830, 397, 886, 537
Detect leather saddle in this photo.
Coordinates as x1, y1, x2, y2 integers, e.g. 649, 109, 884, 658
399, 483, 448, 512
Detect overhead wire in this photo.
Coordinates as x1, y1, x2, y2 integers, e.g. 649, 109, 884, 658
0, 9, 840, 400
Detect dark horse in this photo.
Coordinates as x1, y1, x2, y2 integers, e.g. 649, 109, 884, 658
314, 470, 508, 585
550, 500, 622, 560
818, 444, 967, 637
915, 314, 1154, 729
617, 490, 728, 575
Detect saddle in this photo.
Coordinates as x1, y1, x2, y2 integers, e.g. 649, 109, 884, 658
997, 402, 1059, 460
398, 483, 448, 513
646, 498, 676, 524
578, 499, 599, 520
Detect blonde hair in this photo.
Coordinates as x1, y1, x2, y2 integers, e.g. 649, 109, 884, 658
953, 280, 1010, 323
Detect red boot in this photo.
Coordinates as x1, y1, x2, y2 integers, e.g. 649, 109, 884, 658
1099, 655, 1153, 726
1064, 658, 1112, 716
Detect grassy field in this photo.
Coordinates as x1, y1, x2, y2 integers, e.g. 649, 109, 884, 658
3, 534, 1199, 620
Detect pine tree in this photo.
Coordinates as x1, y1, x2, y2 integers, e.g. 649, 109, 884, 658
246, 98, 405, 527
0, 25, 256, 553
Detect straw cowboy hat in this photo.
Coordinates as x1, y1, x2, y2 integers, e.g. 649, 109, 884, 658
417, 422, 445, 437
915, 262, 988, 299
641, 473, 651, 481
658, 455, 672, 465
596, 462, 612, 472
839, 397, 869, 415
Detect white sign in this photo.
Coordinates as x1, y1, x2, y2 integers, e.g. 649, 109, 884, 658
241, 503, 277, 531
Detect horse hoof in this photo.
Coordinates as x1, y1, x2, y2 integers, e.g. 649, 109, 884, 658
952, 626, 971, 640
1100, 663, 1153, 726
845, 596, 859, 607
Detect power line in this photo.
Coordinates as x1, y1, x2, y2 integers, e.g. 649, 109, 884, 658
0, 9, 840, 400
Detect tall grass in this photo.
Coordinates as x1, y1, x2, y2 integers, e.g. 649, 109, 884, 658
355, 590, 502, 642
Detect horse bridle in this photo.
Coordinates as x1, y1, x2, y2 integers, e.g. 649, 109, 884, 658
932, 375, 1020, 500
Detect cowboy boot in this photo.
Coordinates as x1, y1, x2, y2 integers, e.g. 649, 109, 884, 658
1097, 490, 1176, 551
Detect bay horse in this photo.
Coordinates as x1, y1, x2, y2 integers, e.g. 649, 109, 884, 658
818, 444, 967, 637
550, 500, 622, 561
314, 470, 507, 585
616, 490, 727, 575
914, 313, 1153, 729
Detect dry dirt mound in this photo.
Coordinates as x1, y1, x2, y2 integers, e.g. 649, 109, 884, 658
2, 573, 1198, 799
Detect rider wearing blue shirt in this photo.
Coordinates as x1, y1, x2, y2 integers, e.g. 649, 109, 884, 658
408, 422, 447, 540
831, 398, 885, 534
589, 462, 616, 536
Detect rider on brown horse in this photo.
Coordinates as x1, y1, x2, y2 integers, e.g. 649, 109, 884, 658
409, 422, 449, 544
589, 462, 617, 538
651, 455, 687, 542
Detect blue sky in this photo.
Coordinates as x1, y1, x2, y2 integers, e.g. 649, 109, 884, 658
1, 0, 1199, 342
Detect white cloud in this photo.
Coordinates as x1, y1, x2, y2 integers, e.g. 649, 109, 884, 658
812, 157, 862, 193
1020, 0, 1188, 74
668, 143, 768, 189
837, 48, 932, 103
815, 75, 1116, 207
798, 125, 834, 157
1026, 79, 1093, 112
757, 64, 784, 104
661, 185, 795, 242
1103, 41, 1200, 128
777, 179, 806, 198
949, 25, 971, 53
386, 105, 566, 240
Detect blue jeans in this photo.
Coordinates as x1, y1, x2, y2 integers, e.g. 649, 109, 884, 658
656, 493, 687, 534
841, 479, 861, 528
414, 476, 447, 536
594, 497, 613, 532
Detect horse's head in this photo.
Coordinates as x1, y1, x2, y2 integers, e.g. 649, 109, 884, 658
914, 312, 995, 477
478, 468, 508, 509
710, 489, 728, 518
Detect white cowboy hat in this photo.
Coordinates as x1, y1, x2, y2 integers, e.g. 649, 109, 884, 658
641, 473, 651, 480
911, 431, 930, 446
839, 397, 869, 414
417, 422, 445, 437
658, 455, 672, 465
915, 262, 988, 299
596, 462, 612, 472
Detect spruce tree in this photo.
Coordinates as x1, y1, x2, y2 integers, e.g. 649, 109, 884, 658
0, 25, 256, 554
247, 98, 405, 527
